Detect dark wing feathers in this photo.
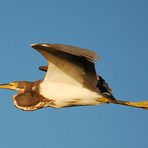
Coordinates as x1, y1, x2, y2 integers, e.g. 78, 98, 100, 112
97, 75, 115, 99
32, 43, 99, 62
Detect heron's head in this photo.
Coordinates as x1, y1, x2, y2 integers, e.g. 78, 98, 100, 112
0, 81, 34, 93
0, 81, 45, 111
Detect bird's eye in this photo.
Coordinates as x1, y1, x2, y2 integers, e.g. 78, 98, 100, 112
20, 86, 24, 89
18, 85, 24, 89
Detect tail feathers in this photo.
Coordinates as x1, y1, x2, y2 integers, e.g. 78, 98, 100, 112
98, 97, 148, 110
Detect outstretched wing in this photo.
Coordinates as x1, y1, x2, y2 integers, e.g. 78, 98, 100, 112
32, 43, 100, 92
39, 65, 114, 98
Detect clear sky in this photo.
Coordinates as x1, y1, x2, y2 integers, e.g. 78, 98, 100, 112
0, 0, 148, 148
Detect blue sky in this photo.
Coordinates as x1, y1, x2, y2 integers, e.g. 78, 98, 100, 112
0, 0, 148, 148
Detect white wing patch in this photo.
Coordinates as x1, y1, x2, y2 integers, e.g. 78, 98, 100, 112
39, 49, 84, 86
44, 62, 82, 86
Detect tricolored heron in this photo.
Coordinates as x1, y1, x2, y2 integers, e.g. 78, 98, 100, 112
0, 43, 148, 111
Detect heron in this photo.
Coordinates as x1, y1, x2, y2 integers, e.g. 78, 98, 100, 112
0, 43, 148, 111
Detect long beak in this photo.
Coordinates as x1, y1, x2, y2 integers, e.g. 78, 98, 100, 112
0, 82, 19, 90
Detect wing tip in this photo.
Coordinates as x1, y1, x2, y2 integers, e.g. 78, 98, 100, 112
94, 55, 100, 62
31, 43, 51, 48
31, 43, 38, 47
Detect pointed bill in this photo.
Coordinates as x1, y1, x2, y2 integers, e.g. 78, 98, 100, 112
0, 82, 19, 90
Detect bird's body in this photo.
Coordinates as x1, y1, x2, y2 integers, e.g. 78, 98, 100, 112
11, 78, 105, 110
39, 81, 102, 108
0, 43, 148, 111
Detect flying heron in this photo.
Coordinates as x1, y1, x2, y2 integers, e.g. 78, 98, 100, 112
0, 43, 148, 111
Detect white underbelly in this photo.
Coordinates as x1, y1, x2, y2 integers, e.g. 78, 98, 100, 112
39, 81, 102, 107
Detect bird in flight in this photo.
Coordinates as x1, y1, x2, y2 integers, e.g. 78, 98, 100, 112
0, 43, 148, 111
